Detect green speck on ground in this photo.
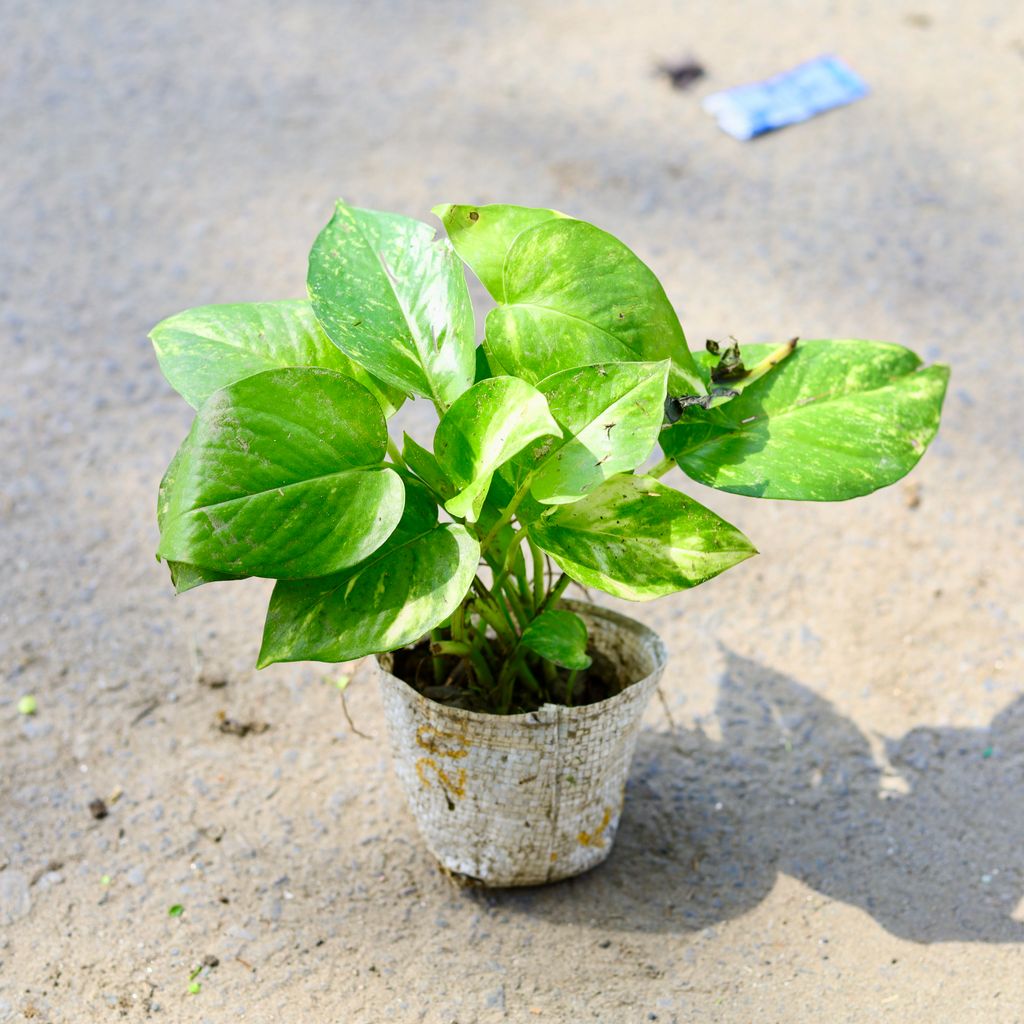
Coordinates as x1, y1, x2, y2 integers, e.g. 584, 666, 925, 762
17, 695, 37, 715
168, 903, 184, 917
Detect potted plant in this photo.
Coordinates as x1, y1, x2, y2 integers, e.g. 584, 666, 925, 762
151, 201, 948, 886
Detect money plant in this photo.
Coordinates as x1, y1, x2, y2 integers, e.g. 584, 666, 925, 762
152, 202, 948, 714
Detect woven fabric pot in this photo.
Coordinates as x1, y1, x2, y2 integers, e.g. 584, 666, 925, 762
376, 600, 667, 887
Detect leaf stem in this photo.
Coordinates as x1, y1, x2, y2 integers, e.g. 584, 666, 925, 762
386, 438, 408, 471
647, 456, 675, 479
479, 472, 535, 555
431, 639, 472, 657
538, 572, 571, 615
529, 538, 546, 610
429, 628, 446, 685
490, 526, 528, 595
472, 595, 515, 648
566, 669, 578, 707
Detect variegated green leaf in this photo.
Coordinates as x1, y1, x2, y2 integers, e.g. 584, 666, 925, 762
150, 299, 405, 416
662, 340, 950, 500
158, 368, 405, 578
528, 474, 756, 600
520, 361, 669, 505
433, 203, 566, 301
520, 609, 592, 670
257, 481, 479, 666
308, 201, 475, 410
434, 377, 559, 523
438, 206, 703, 396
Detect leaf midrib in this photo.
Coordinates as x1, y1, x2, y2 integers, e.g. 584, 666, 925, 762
531, 519, 750, 556
343, 209, 448, 409
181, 466, 389, 516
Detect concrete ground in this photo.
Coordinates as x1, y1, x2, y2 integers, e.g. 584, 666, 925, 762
2, 0, 1023, 1020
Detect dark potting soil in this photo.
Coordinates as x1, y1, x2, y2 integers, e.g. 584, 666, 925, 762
391, 642, 632, 715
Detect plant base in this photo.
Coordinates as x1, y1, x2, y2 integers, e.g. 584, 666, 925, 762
377, 601, 667, 887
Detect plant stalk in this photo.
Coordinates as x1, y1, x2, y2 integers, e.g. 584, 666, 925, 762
648, 456, 675, 479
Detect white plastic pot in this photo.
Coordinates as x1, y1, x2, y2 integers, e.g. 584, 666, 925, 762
377, 600, 667, 886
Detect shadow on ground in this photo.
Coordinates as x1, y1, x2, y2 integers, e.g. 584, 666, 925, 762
482, 650, 1024, 943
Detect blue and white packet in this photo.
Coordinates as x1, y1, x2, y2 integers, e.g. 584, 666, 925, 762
702, 55, 869, 140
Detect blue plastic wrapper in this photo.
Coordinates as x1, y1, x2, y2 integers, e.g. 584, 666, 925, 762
702, 55, 869, 140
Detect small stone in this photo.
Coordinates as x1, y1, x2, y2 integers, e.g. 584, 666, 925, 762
485, 986, 506, 1010
202, 953, 220, 968
89, 798, 109, 820
0, 872, 32, 925
35, 871, 64, 892
125, 865, 147, 887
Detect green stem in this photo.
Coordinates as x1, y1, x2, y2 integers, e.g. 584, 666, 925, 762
479, 472, 535, 555
467, 645, 494, 690
451, 602, 466, 644
518, 657, 543, 696
648, 456, 675, 479
538, 573, 571, 615
386, 438, 408, 471
529, 538, 546, 610
430, 628, 446, 685
491, 526, 528, 595
473, 597, 515, 648
566, 669, 578, 707
502, 583, 529, 630
431, 639, 471, 657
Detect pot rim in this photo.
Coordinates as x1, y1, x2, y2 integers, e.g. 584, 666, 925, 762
376, 598, 668, 724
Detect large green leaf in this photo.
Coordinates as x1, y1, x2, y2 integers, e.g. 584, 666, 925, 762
149, 299, 405, 416
519, 361, 669, 505
520, 609, 592, 670
257, 481, 480, 666
433, 203, 566, 301
443, 209, 703, 396
661, 340, 950, 500
528, 474, 756, 600
434, 377, 559, 523
158, 368, 405, 578
308, 201, 475, 410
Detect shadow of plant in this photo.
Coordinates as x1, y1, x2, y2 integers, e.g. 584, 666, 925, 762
483, 650, 1024, 942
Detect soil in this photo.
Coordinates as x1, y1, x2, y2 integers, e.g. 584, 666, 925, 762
393, 641, 627, 714
3, 2, 1023, 1022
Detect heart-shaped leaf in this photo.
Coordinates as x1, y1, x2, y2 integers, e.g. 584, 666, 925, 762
661, 340, 950, 500
519, 609, 592, 670
433, 203, 566, 302
150, 299, 405, 416
308, 201, 475, 410
434, 377, 559, 523
158, 368, 405, 578
257, 481, 480, 666
440, 208, 703, 396
521, 361, 669, 505
528, 474, 756, 600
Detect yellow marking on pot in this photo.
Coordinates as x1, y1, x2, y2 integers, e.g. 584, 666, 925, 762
415, 757, 466, 799
577, 808, 612, 848
415, 724, 470, 759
